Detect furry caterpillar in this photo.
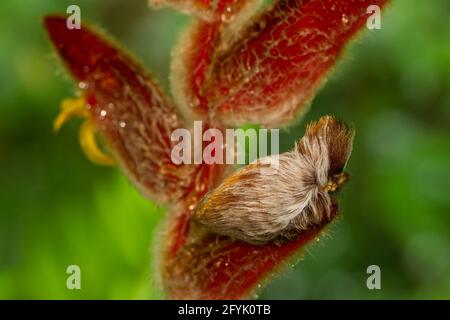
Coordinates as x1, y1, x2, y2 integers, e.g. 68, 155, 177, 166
193, 116, 355, 245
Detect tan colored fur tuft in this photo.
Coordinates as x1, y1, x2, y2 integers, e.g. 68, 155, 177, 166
193, 116, 355, 245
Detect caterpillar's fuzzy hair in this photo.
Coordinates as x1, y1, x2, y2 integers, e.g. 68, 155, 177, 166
193, 116, 355, 245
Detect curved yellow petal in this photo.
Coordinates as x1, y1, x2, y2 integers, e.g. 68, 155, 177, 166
53, 97, 116, 167
53, 97, 89, 132
79, 119, 116, 166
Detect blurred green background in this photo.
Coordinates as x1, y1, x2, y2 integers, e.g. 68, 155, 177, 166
0, 0, 449, 299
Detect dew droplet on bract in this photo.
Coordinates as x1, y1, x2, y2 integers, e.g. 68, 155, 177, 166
342, 14, 349, 25
221, 5, 235, 23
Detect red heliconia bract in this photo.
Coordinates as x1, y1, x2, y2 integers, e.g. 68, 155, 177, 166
44, 17, 224, 205
44, 0, 389, 299
173, 0, 389, 127
205, 0, 389, 127
161, 203, 338, 299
